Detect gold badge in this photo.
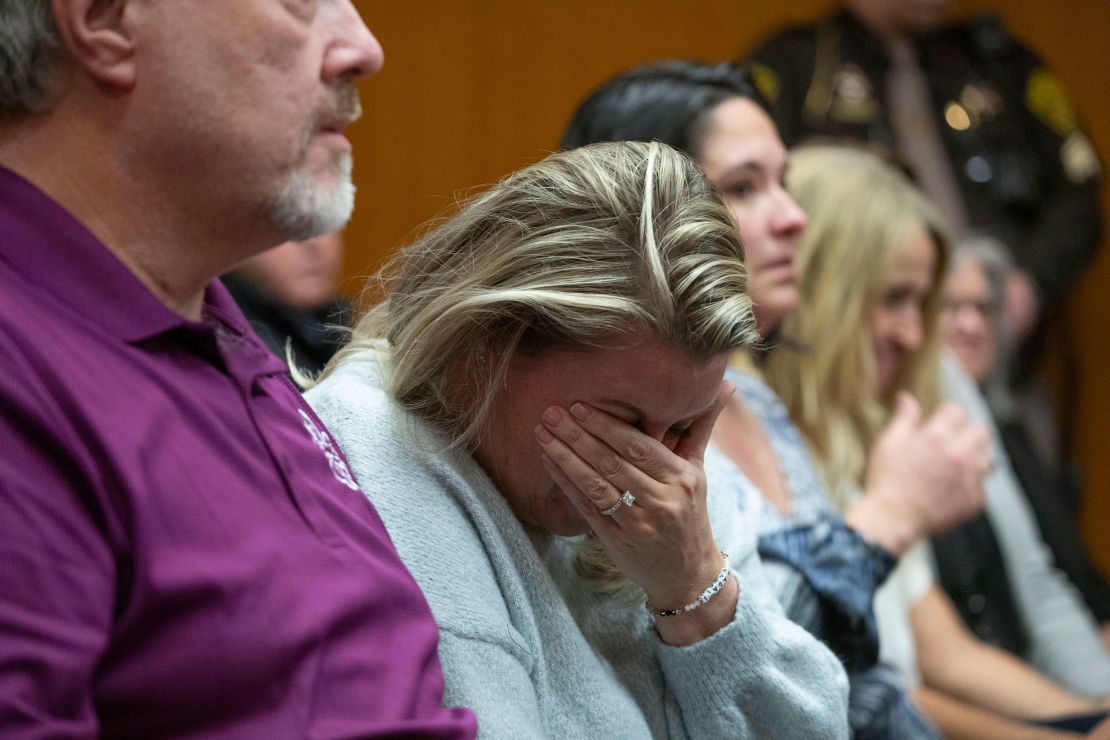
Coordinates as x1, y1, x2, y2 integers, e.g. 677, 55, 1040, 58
960, 82, 1002, 119
830, 64, 878, 123
1060, 132, 1101, 183
1026, 68, 1078, 138
945, 102, 974, 131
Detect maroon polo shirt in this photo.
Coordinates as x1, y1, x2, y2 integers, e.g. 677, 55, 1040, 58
0, 166, 476, 739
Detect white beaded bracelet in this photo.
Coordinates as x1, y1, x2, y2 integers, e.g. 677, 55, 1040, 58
647, 552, 731, 618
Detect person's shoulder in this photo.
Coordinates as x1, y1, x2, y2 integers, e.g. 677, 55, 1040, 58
746, 15, 831, 106
0, 300, 60, 435
307, 348, 524, 643
0, 262, 107, 497
305, 344, 439, 513
748, 9, 853, 59
307, 344, 387, 415
0, 259, 80, 399
747, 20, 820, 72
944, 14, 1036, 61
750, 18, 821, 56
728, 367, 776, 407
306, 344, 455, 499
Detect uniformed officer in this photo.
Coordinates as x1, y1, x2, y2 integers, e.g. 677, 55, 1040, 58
746, 0, 1102, 346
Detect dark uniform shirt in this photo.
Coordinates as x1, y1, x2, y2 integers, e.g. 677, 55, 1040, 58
747, 9, 1103, 309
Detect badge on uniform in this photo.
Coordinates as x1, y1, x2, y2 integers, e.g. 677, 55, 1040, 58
947, 81, 1005, 132
830, 63, 879, 123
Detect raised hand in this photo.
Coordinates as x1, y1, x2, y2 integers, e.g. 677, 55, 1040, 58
534, 381, 739, 645
848, 391, 991, 556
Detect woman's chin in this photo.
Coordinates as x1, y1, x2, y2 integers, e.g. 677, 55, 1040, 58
545, 514, 592, 538
517, 496, 592, 537
752, 299, 798, 339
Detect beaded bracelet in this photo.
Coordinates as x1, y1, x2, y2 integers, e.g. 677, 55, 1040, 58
647, 552, 731, 618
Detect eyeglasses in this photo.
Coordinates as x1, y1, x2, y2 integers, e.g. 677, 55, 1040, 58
941, 297, 996, 317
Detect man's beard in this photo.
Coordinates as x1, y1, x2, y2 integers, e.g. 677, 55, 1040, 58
267, 152, 355, 242
266, 85, 360, 241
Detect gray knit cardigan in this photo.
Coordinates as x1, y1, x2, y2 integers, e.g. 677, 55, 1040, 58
307, 347, 849, 739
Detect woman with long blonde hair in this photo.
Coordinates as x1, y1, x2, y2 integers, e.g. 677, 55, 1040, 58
764, 145, 947, 507
766, 144, 1105, 737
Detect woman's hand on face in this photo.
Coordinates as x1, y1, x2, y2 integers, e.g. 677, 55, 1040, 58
534, 381, 737, 642
851, 392, 991, 556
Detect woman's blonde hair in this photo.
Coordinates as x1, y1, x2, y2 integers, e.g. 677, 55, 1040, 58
763, 145, 949, 507
323, 141, 758, 453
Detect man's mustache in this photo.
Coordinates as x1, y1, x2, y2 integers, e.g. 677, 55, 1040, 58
317, 84, 362, 129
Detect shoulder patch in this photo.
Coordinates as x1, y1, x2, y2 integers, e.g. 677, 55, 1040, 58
750, 63, 780, 103
1025, 68, 1078, 137
829, 63, 879, 123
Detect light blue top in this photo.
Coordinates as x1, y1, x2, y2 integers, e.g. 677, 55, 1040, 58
307, 347, 850, 739
706, 367, 939, 740
707, 367, 833, 535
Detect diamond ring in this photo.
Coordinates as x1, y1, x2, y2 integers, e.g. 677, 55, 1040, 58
600, 490, 636, 517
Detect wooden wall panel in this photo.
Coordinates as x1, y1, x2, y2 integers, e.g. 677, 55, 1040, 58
344, 0, 1109, 571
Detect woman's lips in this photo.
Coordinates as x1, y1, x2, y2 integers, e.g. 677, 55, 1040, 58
757, 257, 796, 281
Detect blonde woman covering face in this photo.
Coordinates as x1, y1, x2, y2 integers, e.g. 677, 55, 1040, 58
308, 141, 849, 738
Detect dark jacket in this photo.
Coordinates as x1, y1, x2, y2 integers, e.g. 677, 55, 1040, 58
747, 9, 1103, 308
221, 274, 349, 378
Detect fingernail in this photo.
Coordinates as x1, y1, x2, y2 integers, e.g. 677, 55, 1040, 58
534, 424, 554, 444
570, 403, 590, 420
542, 407, 561, 426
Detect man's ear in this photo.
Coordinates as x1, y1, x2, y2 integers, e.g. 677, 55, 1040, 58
51, 0, 137, 90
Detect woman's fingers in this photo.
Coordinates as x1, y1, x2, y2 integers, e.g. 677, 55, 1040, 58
534, 403, 724, 616
547, 380, 735, 486
536, 406, 663, 496
533, 420, 647, 517
674, 381, 734, 461
538, 453, 612, 530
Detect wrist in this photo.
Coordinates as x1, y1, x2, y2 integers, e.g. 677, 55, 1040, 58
846, 494, 918, 557
642, 549, 727, 610
651, 569, 740, 647
647, 552, 730, 618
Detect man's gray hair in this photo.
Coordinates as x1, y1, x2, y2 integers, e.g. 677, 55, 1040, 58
0, 2, 64, 116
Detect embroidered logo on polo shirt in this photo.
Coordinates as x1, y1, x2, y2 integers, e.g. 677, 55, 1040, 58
298, 409, 360, 491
